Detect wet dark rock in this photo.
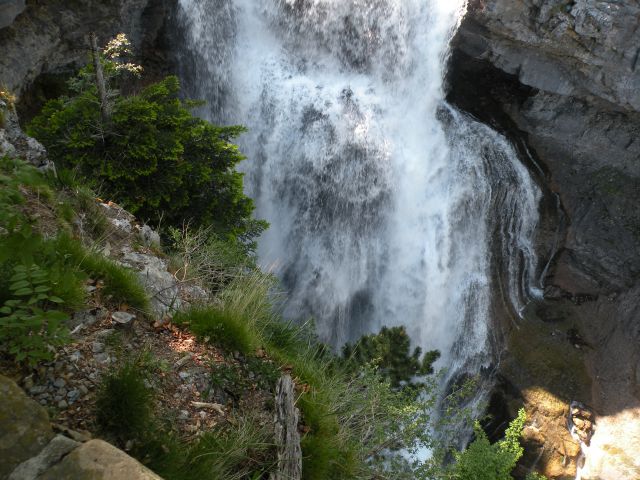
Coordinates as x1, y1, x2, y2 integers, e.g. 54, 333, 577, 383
568, 401, 596, 450
451, 2, 640, 478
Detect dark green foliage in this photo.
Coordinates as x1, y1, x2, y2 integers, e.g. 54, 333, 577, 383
208, 357, 280, 400
0, 264, 70, 366
342, 326, 440, 388
95, 362, 153, 443
0, 156, 53, 231
53, 168, 111, 240
0, 160, 88, 365
78, 254, 149, 311
28, 69, 267, 244
0, 231, 87, 309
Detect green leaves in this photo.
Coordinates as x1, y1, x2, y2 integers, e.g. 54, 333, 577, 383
0, 262, 71, 366
449, 409, 528, 480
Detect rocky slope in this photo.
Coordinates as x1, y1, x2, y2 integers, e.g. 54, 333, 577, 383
449, 1, 640, 479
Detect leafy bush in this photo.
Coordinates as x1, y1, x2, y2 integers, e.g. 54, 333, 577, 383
0, 264, 69, 365
173, 271, 277, 354
0, 156, 54, 231
0, 158, 88, 365
76, 253, 149, 311
95, 362, 153, 443
449, 408, 527, 480
27, 38, 267, 245
168, 225, 257, 292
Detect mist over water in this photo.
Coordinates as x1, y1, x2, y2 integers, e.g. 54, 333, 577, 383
178, 0, 541, 391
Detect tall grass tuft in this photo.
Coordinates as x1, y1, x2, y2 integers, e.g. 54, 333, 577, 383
57, 238, 149, 311
136, 413, 275, 480
95, 362, 153, 443
174, 271, 277, 354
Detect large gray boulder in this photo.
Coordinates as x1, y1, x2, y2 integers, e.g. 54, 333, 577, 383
37, 439, 163, 480
0, 375, 54, 479
0, 0, 25, 29
9, 435, 79, 480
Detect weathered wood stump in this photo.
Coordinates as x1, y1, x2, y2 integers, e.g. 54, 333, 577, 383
270, 375, 302, 480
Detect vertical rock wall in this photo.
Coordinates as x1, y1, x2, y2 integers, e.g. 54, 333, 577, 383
0, 0, 176, 101
449, 1, 640, 479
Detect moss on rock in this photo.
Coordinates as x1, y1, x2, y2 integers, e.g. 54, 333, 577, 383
0, 374, 54, 478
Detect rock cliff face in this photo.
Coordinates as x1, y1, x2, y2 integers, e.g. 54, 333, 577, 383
0, 375, 163, 480
449, 1, 640, 479
0, 0, 175, 111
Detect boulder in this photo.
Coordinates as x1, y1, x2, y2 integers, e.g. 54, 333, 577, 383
137, 224, 161, 248
37, 439, 163, 480
9, 435, 79, 480
121, 251, 182, 318
0, 375, 54, 479
0, 0, 25, 29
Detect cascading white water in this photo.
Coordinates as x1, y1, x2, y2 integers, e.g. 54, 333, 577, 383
177, 0, 541, 394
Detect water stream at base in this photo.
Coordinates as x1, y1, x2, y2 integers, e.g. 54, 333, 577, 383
177, 0, 542, 425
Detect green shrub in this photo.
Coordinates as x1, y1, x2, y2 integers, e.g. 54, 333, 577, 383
0, 156, 53, 231
0, 264, 70, 366
0, 230, 86, 367
57, 238, 149, 311
342, 326, 440, 388
83, 255, 149, 310
95, 362, 153, 443
449, 408, 527, 480
27, 40, 267, 245
53, 169, 111, 241
174, 271, 278, 354
168, 225, 257, 291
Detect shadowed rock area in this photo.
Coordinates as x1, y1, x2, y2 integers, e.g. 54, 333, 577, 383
448, 1, 640, 478
0, 0, 176, 121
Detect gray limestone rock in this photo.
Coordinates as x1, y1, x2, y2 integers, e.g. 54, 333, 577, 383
0, 375, 54, 478
451, 2, 640, 478
37, 439, 163, 480
121, 251, 182, 318
0, 0, 25, 29
8, 435, 79, 480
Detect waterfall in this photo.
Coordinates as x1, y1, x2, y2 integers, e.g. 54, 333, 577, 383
177, 0, 541, 402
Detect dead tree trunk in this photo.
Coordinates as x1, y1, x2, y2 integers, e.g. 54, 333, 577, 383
270, 375, 302, 480
89, 33, 109, 124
